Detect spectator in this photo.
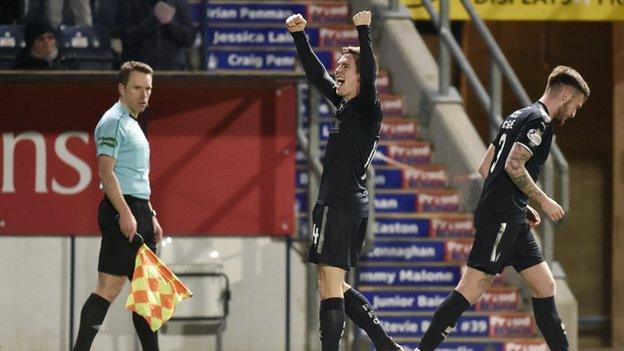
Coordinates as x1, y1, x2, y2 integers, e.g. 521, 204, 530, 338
92, 0, 119, 34
46, 0, 92, 27
13, 19, 76, 69
117, 0, 195, 70
0, 0, 24, 24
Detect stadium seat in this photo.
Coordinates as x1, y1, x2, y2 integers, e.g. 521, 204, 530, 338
0, 25, 25, 69
56, 25, 117, 70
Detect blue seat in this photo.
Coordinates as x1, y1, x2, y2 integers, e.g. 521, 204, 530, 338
56, 25, 117, 70
0, 25, 25, 69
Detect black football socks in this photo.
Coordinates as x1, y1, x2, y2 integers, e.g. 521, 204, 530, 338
319, 298, 346, 351
533, 296, 569, 351
73, 293, 110, 351
418, 290, 471, 351
132, 312, 159, 351
344, 288, 401, 350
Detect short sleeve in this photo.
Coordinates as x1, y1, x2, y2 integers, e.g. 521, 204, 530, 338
515, 114, 549, 155
491, 126, 504, 146
95, 117, 124, 159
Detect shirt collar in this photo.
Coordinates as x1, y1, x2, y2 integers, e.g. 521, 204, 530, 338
116, 100, 138, 119
536, 100, 550, 116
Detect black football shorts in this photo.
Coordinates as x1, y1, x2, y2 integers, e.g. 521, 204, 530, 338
308, 205, 368, 271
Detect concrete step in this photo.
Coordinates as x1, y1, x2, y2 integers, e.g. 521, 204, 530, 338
375, 165, 449, 189
357, 263, 461, 287
297, 140, 434, 166
358, 286, 522, 313
381, 117, 420, 141
374, 213, 474, 239
381, 94, 406, 117
361, 238, 473, 263
298, 86, 408, 125
300, 116, 423, 142
374, 141, 433, 166
296, 212, 474, 239
302, 118, 422, 142
380, 339, 548, 351
295, 189, 461, 214
374, 189, 461, 214
357, 263, 508, 288
296, 165, 448, 190
373, 312, 537, 339
377, 70, 391, 94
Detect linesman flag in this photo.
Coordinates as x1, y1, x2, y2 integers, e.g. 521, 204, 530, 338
125, 238, 193, 331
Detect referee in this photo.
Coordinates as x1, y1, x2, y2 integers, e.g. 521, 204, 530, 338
73, 61, 163, 351
286, 11, 403, 351
416, 66, 590, 351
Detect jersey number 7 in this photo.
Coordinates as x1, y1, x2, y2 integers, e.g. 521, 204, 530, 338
490, 133, 507, 173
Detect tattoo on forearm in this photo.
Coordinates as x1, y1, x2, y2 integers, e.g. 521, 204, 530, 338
506, 144, 545, 202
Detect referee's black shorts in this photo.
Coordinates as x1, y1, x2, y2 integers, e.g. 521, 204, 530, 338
97, 195, 157, 279
467, 220, 543, 275
307, 204, 368, 271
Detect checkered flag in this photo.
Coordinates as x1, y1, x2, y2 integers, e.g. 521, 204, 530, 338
125, 234, 193, 331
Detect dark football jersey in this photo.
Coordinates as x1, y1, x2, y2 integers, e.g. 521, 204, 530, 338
292, 25, 381, 216
474, 101, 554, 224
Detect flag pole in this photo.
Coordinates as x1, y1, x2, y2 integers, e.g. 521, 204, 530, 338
69, 234, 76, 351
285, 236, 292, 351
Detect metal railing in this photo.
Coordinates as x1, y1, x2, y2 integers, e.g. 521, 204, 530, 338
416, 0, 569, 264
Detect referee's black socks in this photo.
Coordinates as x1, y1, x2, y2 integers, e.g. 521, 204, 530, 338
132, 312, 159, 351
319, 297, 346, 351
344, 288, 399, 350
418, 290, 471, 351
73, 293, 110, 351
533, 296, 569, 351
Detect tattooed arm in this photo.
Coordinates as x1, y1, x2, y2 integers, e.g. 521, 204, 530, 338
504, 143, 564, 221
504, 143, 546, 201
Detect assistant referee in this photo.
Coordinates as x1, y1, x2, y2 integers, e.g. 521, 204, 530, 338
73, 61, 163, 351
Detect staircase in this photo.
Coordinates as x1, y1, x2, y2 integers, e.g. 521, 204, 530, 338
352, 82, 549, 350
199, 0, 551, 349
296, 70, 549, 349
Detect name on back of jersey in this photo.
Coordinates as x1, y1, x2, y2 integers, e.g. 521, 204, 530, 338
501, 108, 526, 130
501, 119, 516, 130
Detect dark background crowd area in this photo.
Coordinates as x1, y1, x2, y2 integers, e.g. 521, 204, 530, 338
0, 0, 197, 70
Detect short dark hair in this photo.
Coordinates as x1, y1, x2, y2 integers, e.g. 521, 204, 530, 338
340, 46, 378, 75
341, 46, 360, 73
24, 19, 55, 48
341, 46, 360, 61
119, 61, 153, 86
546, 65, 590, 99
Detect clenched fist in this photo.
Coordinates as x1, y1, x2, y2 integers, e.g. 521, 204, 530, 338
540, 196, 565, 222
285, 14, 307, 33
353, 11, 372, 26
